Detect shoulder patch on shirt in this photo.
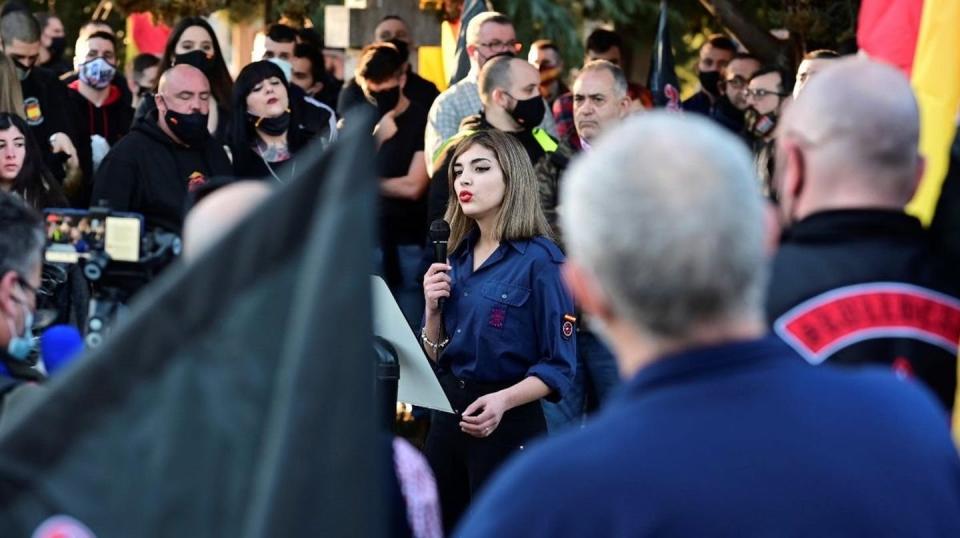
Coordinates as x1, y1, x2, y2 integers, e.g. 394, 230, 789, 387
773, 282, 960, 364
24, 97, 43, 126
530, 236, 565, 263
561, 314, 576, 340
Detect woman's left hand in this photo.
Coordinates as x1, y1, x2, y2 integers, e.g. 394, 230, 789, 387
460, 391, 510, 438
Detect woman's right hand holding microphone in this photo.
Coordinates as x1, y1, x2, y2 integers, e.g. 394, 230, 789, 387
423, 263, 452, 317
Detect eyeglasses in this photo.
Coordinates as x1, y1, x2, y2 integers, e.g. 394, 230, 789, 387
477, 40, 523, 53
724, 76, 747, 89
743, 88, 788, 100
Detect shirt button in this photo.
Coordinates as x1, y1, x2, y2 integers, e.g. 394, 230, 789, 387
463, 291, 469, 297
456, 329, 462, 334
501, 294, 508, 299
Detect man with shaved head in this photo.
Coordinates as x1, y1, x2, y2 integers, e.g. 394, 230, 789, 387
92, 64, 232, 234
767, 57, 960, 410
183, 181, 273, 260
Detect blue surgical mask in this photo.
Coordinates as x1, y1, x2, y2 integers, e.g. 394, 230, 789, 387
6, 285, 35, 361
268, 58, 293, 83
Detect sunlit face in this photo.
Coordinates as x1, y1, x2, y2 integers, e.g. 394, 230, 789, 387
573, 69, 628, 143
246, 76, 289, 118
469, 22, 518, 68
136, 65, 159, 90
452, 144, 506, 221
41, 17, 64, 48
495, 60, 540, 112
698, 43, 733, 74
586, 46, 621, 66
157, 72, 211, 115
793, 58, 833, 98
263, 38, 295, 62
0, 126, 26, 183
745, 72, 785, 115
374, 19, 410, 44
84, 37, 116, 65
723, 57, 761, 110
175, 26, 215, 56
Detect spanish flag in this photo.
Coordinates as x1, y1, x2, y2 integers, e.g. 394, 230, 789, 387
859, 0, 960, 442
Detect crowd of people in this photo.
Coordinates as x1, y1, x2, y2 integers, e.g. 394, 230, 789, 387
0, 2, 958, 536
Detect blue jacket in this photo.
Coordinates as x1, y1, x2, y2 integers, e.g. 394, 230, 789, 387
457, 336, 960, 537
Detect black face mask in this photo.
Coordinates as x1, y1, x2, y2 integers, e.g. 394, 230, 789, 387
12, 58, 31, 81
744, 107, 778, 139
369, 86, 401, 117
138, 86, 152, 97
174, 50, 214, 76
506, 93, 545, 130
162, 101, 209, 147
250, 109, 291, 136
699, 70, 721, 96
48, 36, 66, 61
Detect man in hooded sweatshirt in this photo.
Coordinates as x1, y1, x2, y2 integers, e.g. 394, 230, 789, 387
92, 65, 232, 235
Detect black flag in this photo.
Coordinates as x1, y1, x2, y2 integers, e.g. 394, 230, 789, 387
0, 113, 382, 536
647, 0, 681, 110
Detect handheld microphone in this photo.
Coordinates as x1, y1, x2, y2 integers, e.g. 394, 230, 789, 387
429, 219, 450, 310
40, 324, 84, 377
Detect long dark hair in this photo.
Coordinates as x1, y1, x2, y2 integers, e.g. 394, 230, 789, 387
229, 61, 312, 152
0, 113, 67, 210
156, 17, 233, 109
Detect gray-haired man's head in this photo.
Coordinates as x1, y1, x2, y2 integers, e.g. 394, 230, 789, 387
561, 112, 767, 368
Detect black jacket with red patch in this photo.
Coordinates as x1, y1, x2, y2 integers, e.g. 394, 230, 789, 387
91, 110, 232, 234
766, 209, 960, 409
66, 80, 133, 146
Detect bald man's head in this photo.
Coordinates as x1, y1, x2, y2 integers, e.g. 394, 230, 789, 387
155, 64, 212, 143
183, 181, 273, 261
774, 58, 922, 222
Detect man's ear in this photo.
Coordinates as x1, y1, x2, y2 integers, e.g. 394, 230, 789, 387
398, 72, 408, 90
618, 96, 631, 118
0, 270, 19, 319
562, 261, 613, 322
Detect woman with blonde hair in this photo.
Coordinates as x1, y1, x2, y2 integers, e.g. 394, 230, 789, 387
420, 130, 576, 531
0, 53, 25, 119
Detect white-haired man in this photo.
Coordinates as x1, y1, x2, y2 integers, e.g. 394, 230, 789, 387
423, 11, 555, 175
456, 112, 960, 537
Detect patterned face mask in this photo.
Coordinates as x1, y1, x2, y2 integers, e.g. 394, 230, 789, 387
79, 57, 116, 90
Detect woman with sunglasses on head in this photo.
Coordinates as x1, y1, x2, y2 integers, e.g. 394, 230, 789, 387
228, 61, 336, 183
421, 130, 576, 532
135, 17, 234, 143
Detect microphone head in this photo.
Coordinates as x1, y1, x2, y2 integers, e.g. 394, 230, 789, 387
40, 324, 84, 377
429, 219, 450, 242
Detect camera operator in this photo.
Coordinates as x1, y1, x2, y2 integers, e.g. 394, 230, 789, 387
0, 191, 45, 389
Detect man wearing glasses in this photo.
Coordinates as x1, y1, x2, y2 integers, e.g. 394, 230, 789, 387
0, 192, 46, 394
714, 53, 761, 135
743, 65, 794, 198
424, 11, 556, 175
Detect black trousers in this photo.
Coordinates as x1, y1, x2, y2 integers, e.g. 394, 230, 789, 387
425, 372, 547, 533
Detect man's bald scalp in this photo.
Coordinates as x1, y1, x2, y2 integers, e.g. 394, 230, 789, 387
782, 58, 920, 195
158, 64, 209, 95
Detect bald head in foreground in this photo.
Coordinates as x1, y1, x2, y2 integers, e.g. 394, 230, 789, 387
765, 58, 960, 409
183, 181, 273, 261
455, 112, 960, 537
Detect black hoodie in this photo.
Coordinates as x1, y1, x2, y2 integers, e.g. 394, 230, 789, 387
91, 110, 232, 234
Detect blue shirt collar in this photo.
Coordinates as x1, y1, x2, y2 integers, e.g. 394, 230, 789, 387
451, 228, 530, 261
618, 335, 797, 400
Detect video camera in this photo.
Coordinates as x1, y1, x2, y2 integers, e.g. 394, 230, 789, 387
43, 203, 182, 348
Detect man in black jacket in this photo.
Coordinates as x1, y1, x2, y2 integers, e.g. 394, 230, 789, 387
767, 57, 960, 410
92, 65, 232, 235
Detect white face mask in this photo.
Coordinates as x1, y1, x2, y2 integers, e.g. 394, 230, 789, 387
268, 58, 293, 83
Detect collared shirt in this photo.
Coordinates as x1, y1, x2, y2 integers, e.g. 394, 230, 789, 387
424, 77, 558, 174
437, 231, 576, 400
457, 335, 960, 537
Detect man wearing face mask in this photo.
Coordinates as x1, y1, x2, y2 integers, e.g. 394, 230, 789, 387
92, 65, 232, 235
428, 55, 569, 236
527, 40, 566, 109
356, 43, 431, 327
0, 10, 91, 193
682, 35, 737, 117
425, 11, 556, 176
766, 58, 960, 412
743, 65, 793, 199
0, 193, 46, 394
713, 52, 761, 136
36, 12, 70, 77
66, 32, 133, 176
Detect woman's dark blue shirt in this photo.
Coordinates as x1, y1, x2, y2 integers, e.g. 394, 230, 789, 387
436, 231, 577, 401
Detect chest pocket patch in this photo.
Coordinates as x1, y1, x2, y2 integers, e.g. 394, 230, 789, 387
482, 282, 531, 330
